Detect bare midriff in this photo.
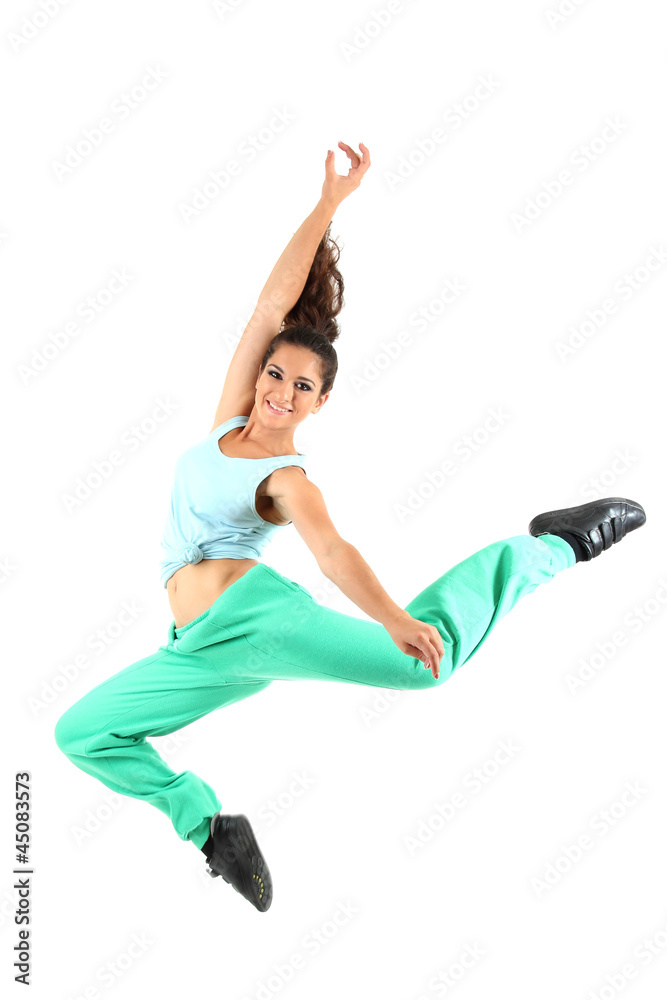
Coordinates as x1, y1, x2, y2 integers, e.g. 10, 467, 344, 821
167, 557, 259, 629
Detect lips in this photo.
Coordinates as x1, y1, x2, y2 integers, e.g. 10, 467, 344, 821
266, 400, 291, 414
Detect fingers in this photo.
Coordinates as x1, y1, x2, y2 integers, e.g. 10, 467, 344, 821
431, 625, 445, 663
398, 626, 444, 681
338, 142, 359, 160
404, 641, 438, 678
406, 627, 444, 679
424, 643, 441, 679
324, 149, 337, 176
337, 141, 371, 172
337, 141, 360, 169
422, 627, 444, 680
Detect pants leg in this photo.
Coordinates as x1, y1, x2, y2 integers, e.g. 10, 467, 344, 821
54, 641, 273, 849
193, 533, 575, 691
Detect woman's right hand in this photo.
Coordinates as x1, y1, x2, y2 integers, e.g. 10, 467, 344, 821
322, 141, 371, 205
385, 612, 445, 680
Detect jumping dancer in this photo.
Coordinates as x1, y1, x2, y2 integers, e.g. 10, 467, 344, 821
54, 141, 646, 912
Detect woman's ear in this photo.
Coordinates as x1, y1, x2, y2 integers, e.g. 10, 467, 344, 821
313, 392, 330, 413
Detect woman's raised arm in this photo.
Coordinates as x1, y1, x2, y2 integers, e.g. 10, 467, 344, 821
209, 193, 338, 429
255, 196, 339, 323
255, 142, 370, 321
210, 143, 370, 429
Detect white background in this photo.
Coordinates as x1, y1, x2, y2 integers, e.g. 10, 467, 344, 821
2, 0, 666, 997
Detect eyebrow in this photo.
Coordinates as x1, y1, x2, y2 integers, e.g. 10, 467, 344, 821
269, 364, 316, 386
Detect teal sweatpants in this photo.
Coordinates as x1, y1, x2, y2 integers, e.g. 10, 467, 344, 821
53, 533, 574, 850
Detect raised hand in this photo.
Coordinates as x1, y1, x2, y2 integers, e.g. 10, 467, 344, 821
322, 141, 371, 205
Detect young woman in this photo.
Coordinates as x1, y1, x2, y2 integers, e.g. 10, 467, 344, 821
54, 141, 646, 913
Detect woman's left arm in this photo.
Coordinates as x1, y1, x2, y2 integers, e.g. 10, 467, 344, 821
256, 141, 371, 318
255, 195, 340, 321
209, 144, 370, 431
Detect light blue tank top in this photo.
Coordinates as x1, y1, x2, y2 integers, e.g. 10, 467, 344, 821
159, 415, 307, 588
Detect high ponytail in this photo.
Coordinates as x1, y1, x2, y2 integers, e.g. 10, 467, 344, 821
259, 223, 344, 397
281, 222, 344, 344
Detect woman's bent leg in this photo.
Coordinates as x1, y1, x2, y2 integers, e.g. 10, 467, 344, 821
53, 639, 272, 848
193, 534, 575, 692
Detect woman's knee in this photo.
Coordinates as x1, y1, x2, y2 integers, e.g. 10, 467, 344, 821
395, 660, 451, 691
54, 703, 91, 757
413, 671, 448, 691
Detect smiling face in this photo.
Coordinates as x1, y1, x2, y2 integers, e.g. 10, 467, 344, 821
255, 343, 330, 427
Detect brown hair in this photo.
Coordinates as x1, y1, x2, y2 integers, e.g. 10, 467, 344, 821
259, 222, 344, 397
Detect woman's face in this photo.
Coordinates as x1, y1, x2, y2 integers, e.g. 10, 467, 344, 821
255, 344, 329, 426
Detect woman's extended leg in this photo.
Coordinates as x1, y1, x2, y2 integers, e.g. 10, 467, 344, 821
177, 533, 576, 692
166, 499, 644, 697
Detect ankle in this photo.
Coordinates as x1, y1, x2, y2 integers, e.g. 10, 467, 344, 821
548, 530, 586, 563
200, 818, 215, 859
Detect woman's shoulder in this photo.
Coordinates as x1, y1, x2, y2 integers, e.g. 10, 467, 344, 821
209, 413, 250, 435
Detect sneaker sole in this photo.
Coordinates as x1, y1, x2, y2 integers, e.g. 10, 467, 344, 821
209, 814, 273, 912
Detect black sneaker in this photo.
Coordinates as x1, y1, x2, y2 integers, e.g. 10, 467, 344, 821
528, 497, 646, 561
205, 813, 272, 912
